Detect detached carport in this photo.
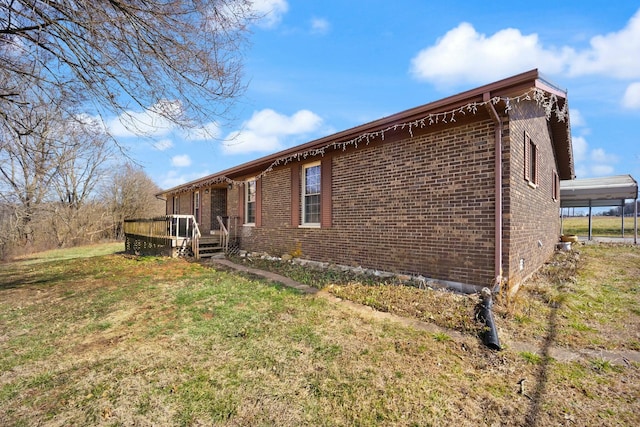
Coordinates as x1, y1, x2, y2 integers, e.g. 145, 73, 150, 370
560, 175, 638, 244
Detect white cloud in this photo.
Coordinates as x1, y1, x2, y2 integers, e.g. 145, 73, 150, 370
222, 109, 323, 154
571, 136, 618, 178
590, 148, 618, 164
569, 9, 640, 79
310, 18, 330, 35
180, 122, 221, 141
590, 164, 615, 176
249, 109, 322, 135
410, 8, 640, 86
410, 22, 571, 87
153, 139, 173, 151
160, 170, 211, 189
107, 100, 182, 138
171, 154, 192, 167
569, 109, 586, 127
252, 0, 288, 29
74, 113, 108, 133
622, 82, 640, 109
223, 130, 282, 154
572, 136, 588, 163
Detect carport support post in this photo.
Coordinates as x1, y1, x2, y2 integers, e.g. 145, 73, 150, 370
587, 200, 591, 241
635, 198, 638, 245
621, 200, 625, 238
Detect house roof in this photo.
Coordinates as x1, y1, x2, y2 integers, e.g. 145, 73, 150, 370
560, 175, 638, 208
159, 69, 574, 196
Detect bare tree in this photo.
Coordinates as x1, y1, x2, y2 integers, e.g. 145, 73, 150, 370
0, 83, 117, 248
0, 201, 16, 258
100, 163, 165, 239
1, 0, 254, 132
0, 90, 65, 245
0, 1, 253, 256
52, 119, 113, 209
46, 117, 115, 246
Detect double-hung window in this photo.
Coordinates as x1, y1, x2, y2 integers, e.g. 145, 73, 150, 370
245, 179, 256, 225
172, 196, 179, 214
302, 162, 321, 226
524, 132, 538, 187
552, 170, 560, 201
193, 191, 200, 223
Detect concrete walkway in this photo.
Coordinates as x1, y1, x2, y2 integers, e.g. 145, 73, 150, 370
578, 236, 637, 244
209, 258, 319, 294
208, 258, 640, 364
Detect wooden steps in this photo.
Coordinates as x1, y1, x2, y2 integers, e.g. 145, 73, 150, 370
197, 236, 224, 258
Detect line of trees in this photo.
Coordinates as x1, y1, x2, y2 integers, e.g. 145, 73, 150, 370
1, 71, 164, 260
1, 1, 254, 259
0, 119, 165, 259
603, 201, 640, 217
0, 83, 166, 259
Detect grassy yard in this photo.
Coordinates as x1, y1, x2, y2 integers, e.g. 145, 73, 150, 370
562, 215, 638, 237
0, 243, 638, 426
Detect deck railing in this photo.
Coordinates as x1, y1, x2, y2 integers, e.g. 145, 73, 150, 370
124, 215, 201, 257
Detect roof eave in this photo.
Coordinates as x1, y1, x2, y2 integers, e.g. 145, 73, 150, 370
159, 69, 576, 195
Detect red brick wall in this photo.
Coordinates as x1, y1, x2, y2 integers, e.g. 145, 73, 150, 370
235, 117, 500, 288
503, 100, 561, 291
170, 103, 562, 292
166, 192, 202, 218
171, 192, 209, 233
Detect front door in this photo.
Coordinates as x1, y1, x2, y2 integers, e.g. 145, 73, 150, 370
210, 188, 227, 230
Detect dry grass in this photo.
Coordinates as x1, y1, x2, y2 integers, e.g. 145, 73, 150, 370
495, 244, 640, 352
1, 244, 639, 426
562, 215, 637, 237
328, 283, 482, 334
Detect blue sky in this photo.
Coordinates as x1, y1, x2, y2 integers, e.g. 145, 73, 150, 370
106, 1, 640, 190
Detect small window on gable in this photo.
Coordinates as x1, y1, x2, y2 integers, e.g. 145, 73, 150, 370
524, 132, 538, 187
302, 162, 321, 226
245, 179, 256, 225
552, 170, 560, 201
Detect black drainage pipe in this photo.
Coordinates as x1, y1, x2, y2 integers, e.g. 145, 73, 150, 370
478, 287, 501, 350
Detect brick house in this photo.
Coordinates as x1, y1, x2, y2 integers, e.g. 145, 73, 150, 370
158, 69, 574, 294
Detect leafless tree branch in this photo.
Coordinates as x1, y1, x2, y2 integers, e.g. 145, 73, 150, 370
1, 0, 254, 129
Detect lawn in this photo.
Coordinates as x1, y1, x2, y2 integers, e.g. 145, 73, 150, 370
562, 215, 637, 237
0, 242, 638, 426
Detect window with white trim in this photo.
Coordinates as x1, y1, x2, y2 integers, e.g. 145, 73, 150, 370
302, 162, 321, 225
173, 196, 179, 214
245, 179, 256, 224
194, 191, 200, 223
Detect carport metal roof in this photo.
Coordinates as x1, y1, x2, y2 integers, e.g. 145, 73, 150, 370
560, 175, 638, 208
560, 175, 637, 244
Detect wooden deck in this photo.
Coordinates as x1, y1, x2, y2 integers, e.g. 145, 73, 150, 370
123, 215, 229, 259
